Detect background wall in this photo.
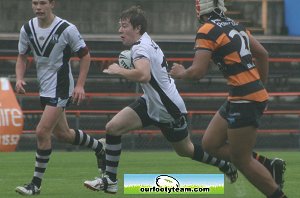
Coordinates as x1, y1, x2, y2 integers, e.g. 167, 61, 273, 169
0, 0, 285, 35
0, 0, 198, 34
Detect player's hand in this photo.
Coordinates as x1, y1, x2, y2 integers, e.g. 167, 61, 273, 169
72, 86, 85, 105
103, 63, 121, 75
15, 80, 26, 94
169, 63, 186, 79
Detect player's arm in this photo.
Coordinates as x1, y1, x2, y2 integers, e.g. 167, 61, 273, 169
15, 54, 28, 94
67, 24, 91, 105
73, 46, 90, 105
170, 23, 214, 80
249, 34, 269, 84
16, 26, 30, 94
76, 47, 90, 88
103, 58, 151, 83
170, 49, 211, 80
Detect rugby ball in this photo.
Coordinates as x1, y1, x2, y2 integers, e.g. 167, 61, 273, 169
118, 50, 134, 69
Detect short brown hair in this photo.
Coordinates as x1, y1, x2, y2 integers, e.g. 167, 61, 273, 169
120, 6, 147, 35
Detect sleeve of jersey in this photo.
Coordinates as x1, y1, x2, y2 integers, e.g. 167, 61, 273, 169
132, 44, 149, 62
194, 23, 218, 52
66, 25, 88, 57
18, 26, 30, 55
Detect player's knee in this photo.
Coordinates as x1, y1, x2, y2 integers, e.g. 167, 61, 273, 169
36, 125, 51, 141
105, 121, 121, 136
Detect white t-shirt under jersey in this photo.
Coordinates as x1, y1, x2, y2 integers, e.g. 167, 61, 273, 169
18, 16, 86, 98
131, 32, 187, 123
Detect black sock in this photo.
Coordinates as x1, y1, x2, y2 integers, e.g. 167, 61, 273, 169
192, 144, 230, 171
105, 134, 121, 182
73, 129, 102, 153
268, 187, 286, 198
253, 151, 272, 171
31, 148, 52, 188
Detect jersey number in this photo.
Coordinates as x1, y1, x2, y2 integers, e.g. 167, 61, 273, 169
229, 30, 251, 57
229, 30, 254, 68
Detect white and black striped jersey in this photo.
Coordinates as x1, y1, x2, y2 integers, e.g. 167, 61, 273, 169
131, 33, 187, 123
18, 16, 86, 98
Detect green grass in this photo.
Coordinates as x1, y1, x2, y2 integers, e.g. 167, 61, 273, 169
0, 151, 298, 198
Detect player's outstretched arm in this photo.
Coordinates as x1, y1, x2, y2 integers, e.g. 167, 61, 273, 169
170, 49, 211, 80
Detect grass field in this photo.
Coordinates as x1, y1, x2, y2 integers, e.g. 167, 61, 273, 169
0, 151, 298, 198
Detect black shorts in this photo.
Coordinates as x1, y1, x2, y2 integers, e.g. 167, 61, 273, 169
218, 100, 267, 129
129, 97, 189, 142
40, 97, 71, 110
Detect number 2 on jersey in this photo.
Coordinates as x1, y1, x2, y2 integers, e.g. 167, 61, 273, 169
229, 30, 254, 68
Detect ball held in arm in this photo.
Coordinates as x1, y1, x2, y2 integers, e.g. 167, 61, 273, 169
118, 50, 134, 69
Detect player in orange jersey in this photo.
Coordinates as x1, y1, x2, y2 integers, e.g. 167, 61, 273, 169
170, 1, 286, 198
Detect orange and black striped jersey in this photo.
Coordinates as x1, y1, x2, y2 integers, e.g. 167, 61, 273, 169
194, 17, 268, 102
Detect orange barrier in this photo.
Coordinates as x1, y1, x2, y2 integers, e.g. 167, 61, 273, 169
22, 129, 300, 135
21, 109, 300, 135
18, 92, 300, 136
18, 91, 300, 98
0, 78, 24, 152
2, 56, 300, 63
22, 109, 300, 116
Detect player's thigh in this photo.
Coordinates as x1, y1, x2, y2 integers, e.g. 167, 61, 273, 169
227, 126, 257, 160
37, 105, 64, 134
202, 112, 228, 151
106, 107, 143, 135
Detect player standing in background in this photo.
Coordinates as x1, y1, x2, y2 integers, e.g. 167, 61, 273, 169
15, 0, 104, 195
170, 0, 287, 197
83, 6, 238, 194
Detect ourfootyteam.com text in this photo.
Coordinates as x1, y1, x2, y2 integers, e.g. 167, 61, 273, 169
140, 186, 210, 193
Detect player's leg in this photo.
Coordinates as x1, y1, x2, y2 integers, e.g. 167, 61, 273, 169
202, 101, 286, 188
84, 101, 146, 193
52, 111, 105, 175
225, 101, 286, 197
15, 104, 63, 195
228, 126, 285, 197
252, 151, 286, 189
202, 111, 230, 161
160, 115, 237, 183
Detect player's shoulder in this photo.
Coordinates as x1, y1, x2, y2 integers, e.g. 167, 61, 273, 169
198, 23, 216, 33
56, 17, 80, 35
21, 17, 35, 28
132, 34, 148, 50
56, 17, 73, 29
20, 17, 36, 34
59, 18, 73, 26
140, 33, 154, 44
197, 21, 225, 36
